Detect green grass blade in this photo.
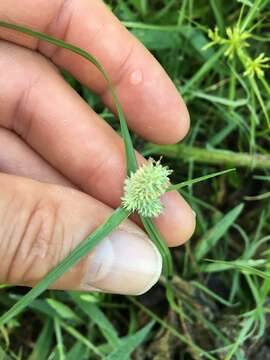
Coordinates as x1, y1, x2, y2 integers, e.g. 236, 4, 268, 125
240, 0, 269, 31
65, 343, 88, 360
200, 259, 266, 273
224, 317, 254, 360
248, 76, 270, 128
105, 321, 154, 360
128, 297, 217, 360
54, 317, 65, 360
60, 321, 104, 358
0, 207, 130, 327
0, 346, 10, 360
46, 298, 80, 321
168, 168, 236, 191
191, 91, 248, 107
0, 21, 138, 174
195, 203, 244, 261
140, 217, 173, 277
210, 0, 225, 34
28, 319, 53, 360
206, 259, 270, 280
191, 281, 238, 307
182, 46, 226, 94
69, 292, 120, 348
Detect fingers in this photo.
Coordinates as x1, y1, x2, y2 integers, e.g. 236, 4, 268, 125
0, 42, 195, 246
0, 0, 189, 144
0, 173, 162, 294
0, 128, 73, 187
0, 130, 195, 248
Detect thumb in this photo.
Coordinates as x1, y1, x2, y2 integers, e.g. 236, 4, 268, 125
0, 173, 162, 295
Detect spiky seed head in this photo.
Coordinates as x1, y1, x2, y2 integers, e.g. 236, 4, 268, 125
121, 159, 173, 217
244, 53, 270, 78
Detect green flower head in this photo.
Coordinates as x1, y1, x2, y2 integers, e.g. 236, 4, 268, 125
203, 26, 223, 50
121, 159, 173, 218
244, 53, 270, 78
224, 26, 251, 58
203, 26, 251, 59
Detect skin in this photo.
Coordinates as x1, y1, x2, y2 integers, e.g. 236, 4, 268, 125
0, 0, 195, 291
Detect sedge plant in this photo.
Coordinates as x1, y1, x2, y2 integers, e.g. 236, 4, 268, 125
0, 21, 235, 328
203, 6, 270, 128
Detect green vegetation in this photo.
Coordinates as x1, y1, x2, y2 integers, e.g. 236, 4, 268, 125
1, 1, 270, 358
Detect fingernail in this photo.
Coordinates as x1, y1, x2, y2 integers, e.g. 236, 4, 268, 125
192, 210, 196, 218
82, 227, 162, 295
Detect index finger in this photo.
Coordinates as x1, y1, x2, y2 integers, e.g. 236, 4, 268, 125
0, 0, 189, 144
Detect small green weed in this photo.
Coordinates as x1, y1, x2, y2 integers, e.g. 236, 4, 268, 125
0, 1, 270, 359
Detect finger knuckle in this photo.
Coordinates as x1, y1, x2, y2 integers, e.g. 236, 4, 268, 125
5, 195, 64, 285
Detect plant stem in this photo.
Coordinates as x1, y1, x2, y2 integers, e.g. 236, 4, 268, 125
240, 0, 269, 32
228, 57, 236, 103
0, 21, 138, 175
181, 46, 226, 94
146, 144, 270, 170
0, 207, 130, 327
209, 0, 225, 35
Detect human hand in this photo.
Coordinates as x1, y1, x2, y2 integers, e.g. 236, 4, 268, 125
0, 0, 195, 295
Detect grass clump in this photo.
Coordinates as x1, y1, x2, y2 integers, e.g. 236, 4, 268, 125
0, 1, 270, 359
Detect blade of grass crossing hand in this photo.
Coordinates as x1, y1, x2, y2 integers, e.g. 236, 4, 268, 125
0, 22, 173, 264
0, 22, 172, 322
0, 22, 172, 265
0, 207, 130, 327
141, 217, 173, 277
0, 21, 138, 174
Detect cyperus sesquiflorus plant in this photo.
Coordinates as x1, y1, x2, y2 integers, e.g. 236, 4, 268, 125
122, 159, 172, 217
203, 19, 270, 128
0, 21, 234, 327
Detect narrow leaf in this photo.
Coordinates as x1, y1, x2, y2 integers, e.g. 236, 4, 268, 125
106, 322, 154, 360
28, 319, 53, 360
195, 203, 244, 261
70, 292, 119, 348
168, 168, 236, 191
192, 91, 248, 107
141, 217, 173, 277
61, 322, 103, 357
0, 207, 130, 327
206, 259, 270, 280
0, 346, 11, 360
182, 46, 226, 93
66, 343, 88, 360
47, 298, 80, 321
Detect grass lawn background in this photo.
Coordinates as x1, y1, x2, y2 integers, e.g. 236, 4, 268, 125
1, 1, 270, 359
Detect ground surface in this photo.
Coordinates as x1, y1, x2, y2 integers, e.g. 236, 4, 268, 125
1, 1, 270, 359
